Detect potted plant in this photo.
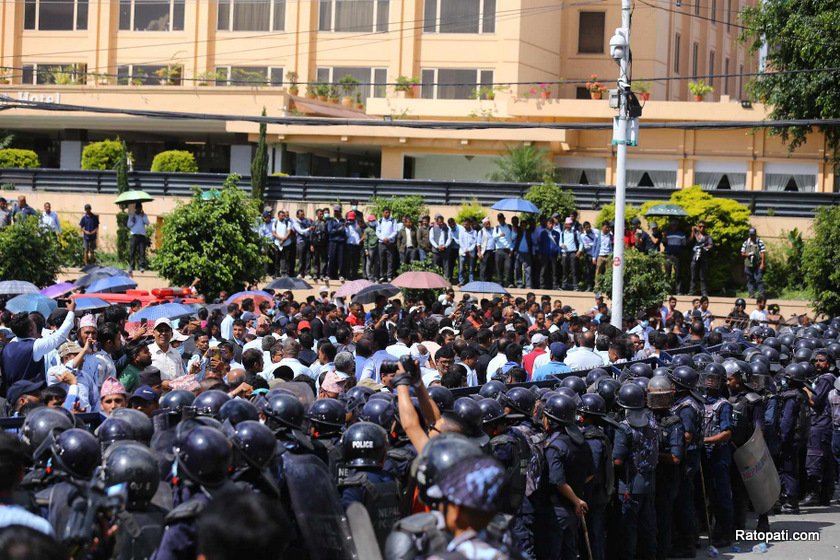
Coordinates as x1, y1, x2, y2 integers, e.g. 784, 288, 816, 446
314, 82, 330, 102
355, 93, 365, 111
634, 80, 651, 101
394, 75, 419, 98
286, 71, 299, 95
471, 85, 497, 100
688, 80, 713, 101
327, 85, 340, 104
338, 74, 360, 107
585, 75, 606, 99
155, 64, 182, 86
194, 70, 221, 86
305, 84, 317, 99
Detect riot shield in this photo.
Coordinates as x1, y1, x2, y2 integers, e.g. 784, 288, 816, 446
733, 427, 781, 514
283, 452, 358, 560
346, 502, 383, 560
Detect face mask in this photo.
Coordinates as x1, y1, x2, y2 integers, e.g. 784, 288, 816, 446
641, 320, 649, 328
176, 345, 185, 356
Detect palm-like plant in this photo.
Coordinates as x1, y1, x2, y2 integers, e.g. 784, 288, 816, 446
488, 145, 553, 183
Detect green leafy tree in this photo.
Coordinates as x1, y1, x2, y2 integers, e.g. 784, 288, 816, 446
596, 203, 643, 229
640, 186, 751, 293
488, 145, 554, 183
57, 218, 84, 267
523, 178, 576, 222
396, 257, 446, 306
0, 148, 40, 168
251, 108, 268, 203
0, 216, 62, 286
455, 198, 486, 224
596, 251, 671, 319
368, 195, 427, 223
81, 139, 126, 170
153, 178, 268, 299
741, 0, 840, 156
114, 140, 131, 263
150, 150, 198, 173
803, 205, 840, 316
763, 229, 806, 297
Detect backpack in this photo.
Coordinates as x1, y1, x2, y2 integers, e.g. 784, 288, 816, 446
490, 432, 529, 513
512, 422, 545, 497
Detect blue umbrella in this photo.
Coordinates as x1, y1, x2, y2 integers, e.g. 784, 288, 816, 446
5, 294, 58, 317
460, 281, 509, 295
74, 297, 112, 313
129, 303, 196, 322
0, 280, 40, 295
491, 198, 539, 214
86, 276, 138, 294
74, 267, 129, 289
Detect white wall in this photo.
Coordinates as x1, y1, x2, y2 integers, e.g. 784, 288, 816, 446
59, 140, 82, 170
230, 144, 252, 176
411, 154, 497, 181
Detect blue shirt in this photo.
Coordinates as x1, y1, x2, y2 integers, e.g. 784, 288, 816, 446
0, 503, 54, 535
79, 213, 99, 239
127, 212, 149, 235
533, 361, 572, 381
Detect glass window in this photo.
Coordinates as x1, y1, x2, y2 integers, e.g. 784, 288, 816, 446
708, 51, 715, 88
119, 0, 184, 31
422, 68, 493, 99
214, 66, 284, 86
23, 64, 87, 85
319, 0, 389, 32
316, 67, 387, 99
116, 65, 170, 86
218, 0, 285, 31
578, 12, 605, 53
24, 0, 88, 30
692, 42, 699, 78
424, 0, 495, 34
674, 33, 681, 73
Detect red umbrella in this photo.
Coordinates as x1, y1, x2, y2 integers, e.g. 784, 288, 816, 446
335, 279, 374, 299
391, 271, 450, 290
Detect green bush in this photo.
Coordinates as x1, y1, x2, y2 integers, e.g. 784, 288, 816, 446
81, 139, 126, 170
523, 178, 576, 222
488, 145, 553, 183
596, 202, 643, 229
153, 178, 267, 298
57, 218, 84, 267
763, 229, 805, 298
803, 205, 840, 317
368, 195, 427, 224
150, 150, 198, 173
0, 216, 62, 286
596, 251, 671, 319
639, 186, 751, 294
455, 198, 486, 224
0, 148, 40, 168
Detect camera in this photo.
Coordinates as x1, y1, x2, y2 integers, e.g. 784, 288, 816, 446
609, 29, 628, 62
61, 478, 128, 555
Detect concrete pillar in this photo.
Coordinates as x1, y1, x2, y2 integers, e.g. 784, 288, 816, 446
60, 140, 82, 170
230, 144, 252, 176
380, 148, 404, 178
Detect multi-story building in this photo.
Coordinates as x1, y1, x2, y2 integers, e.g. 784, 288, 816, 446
0, 0, 834, 191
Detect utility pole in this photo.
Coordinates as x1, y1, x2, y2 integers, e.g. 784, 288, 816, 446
608, 0, 641, 329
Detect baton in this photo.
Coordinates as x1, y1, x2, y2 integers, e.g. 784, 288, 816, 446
699, 460, 714, 545
580, 513, 594, 560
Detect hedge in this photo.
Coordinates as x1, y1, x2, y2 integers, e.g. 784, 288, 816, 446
81, 139, 125, 170
150, 150, 199, 173
0, 148, 40, 169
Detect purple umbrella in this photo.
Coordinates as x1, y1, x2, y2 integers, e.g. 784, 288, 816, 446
40, 282, 75, 299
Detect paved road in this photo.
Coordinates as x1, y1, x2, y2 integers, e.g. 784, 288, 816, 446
681, 503, 840, 559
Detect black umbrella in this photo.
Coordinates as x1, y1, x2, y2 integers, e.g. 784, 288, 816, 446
265, 277, 313, 290
351, 283, 400, 305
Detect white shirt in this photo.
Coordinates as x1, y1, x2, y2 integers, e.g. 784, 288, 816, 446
431, 225, 452, 249
532, 351, 551, 372
149, 342, 186, 380
478, 227, 496, 251
750, 309, 768, 323
486, 354, 508, 379
404, 228, 414, 248
564, 347, 605, 370
458, 228, 478, 255
9, 310, 74, 364
377, 217, 399, 242
277, 357, 314, 379
220, 315, 234, 341
385, 341, 411, 358
272, 219, 293, 248
40, 211, 61, 232
127, 213, 149, 235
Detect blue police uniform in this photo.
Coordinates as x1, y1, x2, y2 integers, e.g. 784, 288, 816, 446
778, 387, 809, 507
702, 395, 734, 544
655, 412, 685, 560
151, 487, 210, 560
582, 423, 613, 560
613, 410, 659, 560
805, 372, 837, 504
728, 388, 765, 530
510, 419, 545, 559
669, 393, 703, 553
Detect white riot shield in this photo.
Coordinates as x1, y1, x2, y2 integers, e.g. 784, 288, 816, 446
732, 428, 781, 515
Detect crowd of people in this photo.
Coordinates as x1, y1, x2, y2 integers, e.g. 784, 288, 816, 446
0, 280, 836, 560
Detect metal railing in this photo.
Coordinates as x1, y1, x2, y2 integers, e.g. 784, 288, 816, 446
1, 168, 836, 217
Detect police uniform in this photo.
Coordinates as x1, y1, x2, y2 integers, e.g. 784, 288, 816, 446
339, 468, 401, 549
702, 395, 734, 544
582, 423, 614, 560
669, 392, 704, 554
151, 487, 211, 560
510, 418, 545, 559
804, 370, 837, 505
778, 385, 810, 509
728, 387, 765, 530
613, 409, 659, 560
114, 504, 168, 560
655, 410, 685, 560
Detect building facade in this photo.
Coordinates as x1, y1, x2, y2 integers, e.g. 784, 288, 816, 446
0, 0, 834, 191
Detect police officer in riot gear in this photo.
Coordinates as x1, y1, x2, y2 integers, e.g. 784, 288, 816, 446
192, 390, 231, 419
228, 420, 280, 498
360, 397, 417, 511
19, 407, 74, 496
150, 390, 196, 481
700, 363, 734, 546
308, 397, 347, 478
533, 393, 594, 560
648, 375, 685, 560
217, 398, 259, 427
477, 398, 528, 515
777, 362, 810, 514
802, 348, 837, 507
112, 407, 155, 445
612, 382, 659, 560
577, 392, 615, 560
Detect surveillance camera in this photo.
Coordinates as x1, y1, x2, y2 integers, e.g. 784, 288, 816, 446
609, 29, 628, 62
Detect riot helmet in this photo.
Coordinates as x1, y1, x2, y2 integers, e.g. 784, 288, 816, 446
498, 387, 537, 419
341, 422, 387, 468
478, 380, 507, 400
477, 398, 508, 425
616, 382, 646, 410
159, 390, 196, 412
218, 398, 259, 427
585, 368, 610, 387
646, 375, 675, 410
51, 428, 101, 480
20, 407, 73, 455
307, 398, 346, 435
670, 354, 693, 368
542, 394, 577, 425
263, 393, 305, 432
410, 433, 484, 506
560, 376, 587, 396
428, 386, 455, 413
173, 426, 232, 487
625, 362, 653, 379
577, 393, 607, 417
701, 363, 726, 391
359, 398, 396, 429
448, 397, 484, 438
103, 442, 159, 509
230, 420, 277, 470
96, 417, 134, 450
193, 390, 231, 418
596, 377, 622, 410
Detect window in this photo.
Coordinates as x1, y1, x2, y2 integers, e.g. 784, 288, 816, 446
578, 12, 605, 54
694, 0, 700, 16
117, 65, 180, 86
215, 66, 284, 86
420, 68, 493, 99
673, 33, 681, 73
710, 0, 716, 22
739, 64, 744, 98
315, 67, 387, 99
120, 0, 184, 31
763, 162, 817, 192
218, 0, 285, 31
724, 57, 730, 95
627, 160, 678, 188
726, 0, 732, 31
692, 42, 699, 78
424, 0, 495, 34
319, 0, 388, 32
708, 50, 715, 88
556, 158, 608, 185
24, 0, 87, 30
21, 64, 87, 85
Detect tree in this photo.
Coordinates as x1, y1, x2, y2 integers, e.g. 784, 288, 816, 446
0, 148, 40, 168
596, 251, 671, 319
368, 195, 427, 223
81, 139, 125, 170
488, 145, 553, 183
455, 198, 486, 224
0, 216, 62, 286
251, 108, 269, 203
115, 140, 131, 263
153, 177, 268, 299
741, 0, 840, 156
150, 150, 198, 172
523, 178, 576, 222
802, 205, 840, 317
596, 202, 643, 229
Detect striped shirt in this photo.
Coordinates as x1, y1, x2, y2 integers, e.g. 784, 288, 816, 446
740, 238, 766, 253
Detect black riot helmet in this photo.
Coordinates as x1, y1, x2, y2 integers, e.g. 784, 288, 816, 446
722, 358, 751, 381
230, 420, 277, 470
343, 385, 376, 413
560, 376, 587, 396
111, 407, 154, 444
653, 366, 671, 378
478, 398, 508, 425
760, 345, 781, 364
263, 393, 305, 432
193, 390, 231, 419
555, 386, 582, 406
104, 442, 160, 509
577, 393, 607, 417
692, 353, 715, 370
159, 390, 196, 412
669, 365, 699, 390
616, 382, 646, 410
763, 337, 782, 352
359, 398, 396, 429
794, 337, 819, 352
626, 362, 653, 379
671, 354, 694, 368
750, 360, 770, 378
793, 347, 814, 363
96, 417, 134, 450
498, 386, 537, 419
308, 399, 346, 434
428, 386, 455, 413
778, 333, 795, 349
701, 363, 726, 391
735, 298, 747, 308
596, 377, 622, 410
543, 394, 577, 425
646, 375, 675, 410
780, 362, 806, 387
218, 398, 259, 427
51, 428, 101, 480
448, 397, 485, 438
410, 433, 484, 506
21, 407, 73, 456
585, 368, 610, 387
174, 426, 232, 488
478, 380, 507, 400
341, 422, 387, 468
